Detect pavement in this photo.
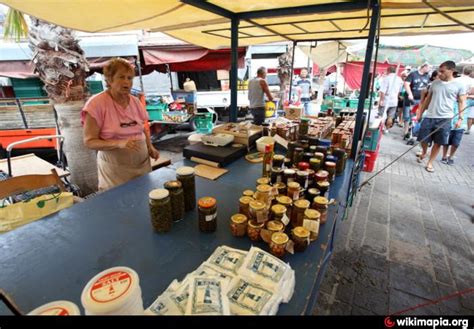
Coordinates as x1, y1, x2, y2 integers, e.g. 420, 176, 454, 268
314, 124, 474, 315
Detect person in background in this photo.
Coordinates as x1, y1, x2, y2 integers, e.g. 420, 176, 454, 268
403, 63, 431, 140
416, 61, 466, 173
248, 66, 274, 125
395, 71, 408, 127
378, 66, 404, 133
456, 66, 474, 134
295, 68, 313, 116
82, 58, 160, 191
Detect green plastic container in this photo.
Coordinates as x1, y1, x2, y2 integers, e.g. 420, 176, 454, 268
333, 98, 347, 109
363, 125, 382, 151
348, 99, 359, 109
194, 113, 214, 134
147, 104, 167, 121
87, 81, 104, 95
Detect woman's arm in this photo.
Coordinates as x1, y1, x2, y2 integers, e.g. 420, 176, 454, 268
144, 122, 160, 160
83, 112, 141, 151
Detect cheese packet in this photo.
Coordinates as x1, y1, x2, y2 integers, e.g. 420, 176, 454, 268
205, 245, 247, 275
185, 276, 230, 315
145, 279, 182, 315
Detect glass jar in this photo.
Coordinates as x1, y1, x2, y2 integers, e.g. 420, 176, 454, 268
307, 169, 315, 189
270, 232, 289, 258
299, 139, 309, 151
303, 152, 314, 163
286, 142, 298, 166
267, 220, 284, 235
271, 204, 287, 223
176, 166, 196, 212
262, 123, 270, 136
316, 180, 330, 196
314, 152, 325, 163
315, 146, 328, 156
306, 187, 321, 201
256, 177, 270, 186
255, 184, 273, 206
149, 189, 172, 233
272, 154, 285, 169
283, 169, 296, 185
249, 200, 268, 223
239, 196, 253, 219
315, 170, 329, 182
313, 196, 329, 224
198, 197, 217, 232
274, 182, 286, 196
276, 195, 292, 224
332, 148, 347, 175
271, 167, 284, 184
230, 214, 248, 237
299, 118, 310, 136
283, 157, 291, 169
309, 145, 317, 153
292, 147, 304, 166
247, 220, 264, 241
291, 199, 310, 228
326, 155, 338, 164
325, 161, 337, 182
242, 190, 254, 197
292, 226, 311, 252
296, 170, 309, 190
287, 182, 301, 201
309, 158, 321, 172
164, 180, 185, 222
303, 209, 320, 241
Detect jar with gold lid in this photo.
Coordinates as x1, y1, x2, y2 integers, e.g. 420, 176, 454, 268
309, 158, 321, 172
272, 154, 285, 169
242, 189, 254, 197
271, 204, 287, 223
247, 220, 265, 241
270, 232, 289, 258
287, 182, 301, 201
291, 199, 310, 228
255, 184, 273, 205
325, 161, 337, 182
313, 196, 329, 224
274, 182, 286, 196
292, 226, 311, 252
303, 209, 320, 241
306, 187, 321, 202
315, 170, 329, 182
256, 177, 270, 186
198, 197, 217, 232
249, 200, 268, 223
238, 196, 253, 220
276, 195, 292, 222
230, 214, 248, 237
316, 180, 330, 197
266, 220, 284, 235
314, 152, 325, 162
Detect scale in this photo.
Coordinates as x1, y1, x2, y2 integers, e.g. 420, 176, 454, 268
201, 133, 235, 147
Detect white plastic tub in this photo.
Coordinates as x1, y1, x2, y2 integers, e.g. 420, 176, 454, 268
256, 136, 275, 153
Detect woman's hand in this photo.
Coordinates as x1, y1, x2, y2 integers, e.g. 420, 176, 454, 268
148, 146, 160, 160
118, 139, 142, 152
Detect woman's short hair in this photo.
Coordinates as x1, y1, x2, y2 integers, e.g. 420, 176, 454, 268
103, 58, 135, 86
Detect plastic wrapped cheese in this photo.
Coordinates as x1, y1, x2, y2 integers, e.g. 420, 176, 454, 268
205, 246, 247, 275
185, 276, 230, 315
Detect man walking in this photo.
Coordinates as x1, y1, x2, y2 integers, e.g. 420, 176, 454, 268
295, 68, 313, 116
403, 63, 430, 139
417, 61, 466, 173
378, 66, 404, 132
248, 67, 274, 125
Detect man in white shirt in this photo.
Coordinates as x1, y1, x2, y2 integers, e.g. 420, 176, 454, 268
457, 66, 474, 134
379, 66, 404, 132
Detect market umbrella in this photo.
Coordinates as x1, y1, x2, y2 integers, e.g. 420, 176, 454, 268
350, 44, 473, 66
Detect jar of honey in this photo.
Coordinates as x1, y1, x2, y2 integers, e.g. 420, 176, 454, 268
249, 200, 268, 223
247, 220, 264, 241
291, 199, 310, 228
303, 209, 320, 241
267, 220, 284, 235
271, 204, 287, 223
230, 214, 248, 237
292, 226, 311, 252
270, 232, 289, 258
238, 196, 253, 219
287, 182, 301, 201
313, 196, 329, 224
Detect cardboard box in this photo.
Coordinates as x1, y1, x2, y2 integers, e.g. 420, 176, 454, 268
212, 123, 262, 148
284, 106, 302, 120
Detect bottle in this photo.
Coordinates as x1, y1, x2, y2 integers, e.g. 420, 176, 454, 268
262, 144, 274, 178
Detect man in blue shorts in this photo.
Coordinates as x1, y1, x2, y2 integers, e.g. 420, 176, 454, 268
417, 61, 466, 172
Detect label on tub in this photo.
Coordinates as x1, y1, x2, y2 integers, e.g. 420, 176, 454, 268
90, 271, 132, 303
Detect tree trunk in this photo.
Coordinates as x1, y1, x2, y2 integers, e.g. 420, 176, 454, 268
55, 101, 97, 196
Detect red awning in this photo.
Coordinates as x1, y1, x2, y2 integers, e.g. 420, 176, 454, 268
140, 46, 246, 72
342, 61, 405, 90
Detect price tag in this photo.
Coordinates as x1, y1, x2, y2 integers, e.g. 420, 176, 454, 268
206, 212, 217, 222
303, 219, 319, 233
281, 214, 290, 226
285, 240, 295, 254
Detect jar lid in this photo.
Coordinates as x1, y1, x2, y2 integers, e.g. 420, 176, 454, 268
284, 157, 291, 162
198, 197, 217, 208
308, 188, 321, 195
249, 200, 265, 211
274, 182, 286, 189
148, 189, 169, 200
325, 161, 336, 167
271, 204, 287, 214
271, 232, 289, 244
294, 147, 304, 152
239, 196, 254, 204
231, 214, 248, 224
315, 170, 329, 178
287, 182, 301, 189
326, 155, 338, 162
310, 158, 321, 164
28, 300, 81, 315
248, 220, 265, 228
256, 184, 272, 193
314, 196, 329, 205
317, 180, 330, 188
304, 209, 321, 219
273, 154, 285, 160
256, 177, 270, 185
294, 199, 311, 209
296, 170, 309, 177
242, 190, 254, 197
267, 220, 284, 231
283, 169, 296, 175
314, 152, 325, 158
276, 195, 292, 205
176, 166, 195, 176
298, 162, 310, 171
164, 180, 182, 189
293, 226, 310, 238
271, 167, 283, 173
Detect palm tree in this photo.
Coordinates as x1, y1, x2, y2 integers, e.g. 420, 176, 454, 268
277, 47, 293, 107
4, 8, 98, 195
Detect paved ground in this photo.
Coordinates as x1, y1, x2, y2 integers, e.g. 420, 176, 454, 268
314, 124, 474, 315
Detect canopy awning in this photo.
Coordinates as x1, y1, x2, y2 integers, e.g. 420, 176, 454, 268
2, 1, 473, 49
141, 46, 246, 72
342, 60, 405, 90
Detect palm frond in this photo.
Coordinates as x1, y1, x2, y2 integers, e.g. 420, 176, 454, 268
3, 8, 29, 42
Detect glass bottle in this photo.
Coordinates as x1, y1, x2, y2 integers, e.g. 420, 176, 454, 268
176, 166, 196, 212
292, 147, 304, 166
149, 189, 172, 233
299, 118, 310, 136
164, 180, 185, 222
198, 197, 217, 232
262, 144, 274, 178
296, 170, 309, 190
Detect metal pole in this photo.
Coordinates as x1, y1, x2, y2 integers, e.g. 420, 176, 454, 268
288, 41, 297, 104
230, 17, 239, 122
350, 1, 380, 159
135, 57, 145, 92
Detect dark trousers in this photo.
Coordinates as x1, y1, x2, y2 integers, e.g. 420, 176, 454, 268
251, 107, 265, 125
